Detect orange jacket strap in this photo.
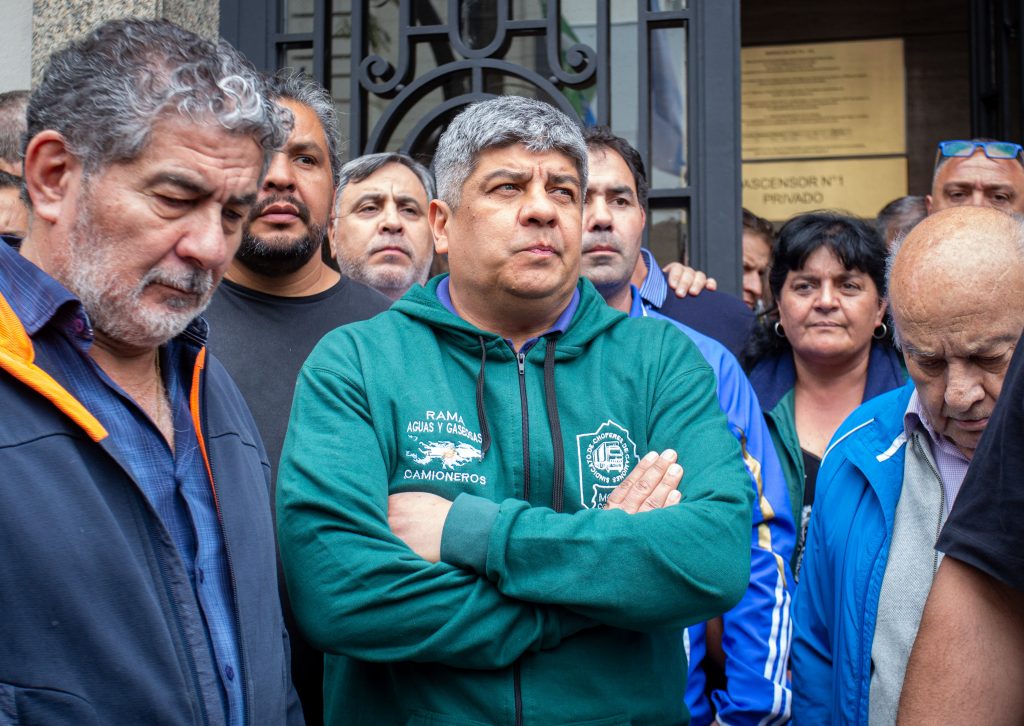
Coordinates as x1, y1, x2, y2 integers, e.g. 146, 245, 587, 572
0, 292, 108, 442
189, 346, 221, 516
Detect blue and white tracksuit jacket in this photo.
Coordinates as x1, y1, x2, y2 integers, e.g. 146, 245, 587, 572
790, 382, 915, 725
630, 290, 795, 726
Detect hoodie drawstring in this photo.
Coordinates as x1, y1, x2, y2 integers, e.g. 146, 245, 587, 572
543, 337, 565, 512
476, 336, 492, 460
475, 335, 565, 512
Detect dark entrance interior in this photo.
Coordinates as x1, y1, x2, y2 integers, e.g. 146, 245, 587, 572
742, 0, 1023, 197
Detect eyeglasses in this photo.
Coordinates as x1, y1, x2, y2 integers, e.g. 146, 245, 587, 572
937, 140, 1024, 161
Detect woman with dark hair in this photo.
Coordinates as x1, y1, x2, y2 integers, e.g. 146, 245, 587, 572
747, 211, 905, 577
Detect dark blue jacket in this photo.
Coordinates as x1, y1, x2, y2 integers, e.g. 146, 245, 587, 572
634, 248, 755, 359
649, 287, 754, 360
0, 291, 302, 725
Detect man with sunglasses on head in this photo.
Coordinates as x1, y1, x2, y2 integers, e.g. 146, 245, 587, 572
927, 139, 1024, 214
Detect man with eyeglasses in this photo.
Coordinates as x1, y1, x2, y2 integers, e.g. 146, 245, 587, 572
927, 139, 1024, 214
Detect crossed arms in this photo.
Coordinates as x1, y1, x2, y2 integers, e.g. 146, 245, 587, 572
276, 332, 752, 669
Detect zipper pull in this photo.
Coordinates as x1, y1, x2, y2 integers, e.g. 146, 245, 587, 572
517, 351, 526, 375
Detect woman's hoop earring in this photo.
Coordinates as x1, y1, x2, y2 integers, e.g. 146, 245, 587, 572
774, 322, 786, 338
873, 323, 888, 340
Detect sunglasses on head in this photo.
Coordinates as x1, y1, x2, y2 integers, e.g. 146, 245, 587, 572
937, 140, 1024, 160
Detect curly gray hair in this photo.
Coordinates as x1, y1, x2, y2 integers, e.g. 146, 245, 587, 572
26, 18, 290, 186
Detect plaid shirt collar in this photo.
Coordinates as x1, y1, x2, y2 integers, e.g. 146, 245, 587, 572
0, 240, 89, 345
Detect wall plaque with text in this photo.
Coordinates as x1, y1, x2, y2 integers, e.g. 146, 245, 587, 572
742, 158, 908, 221
741, 38, 908, 220
742, 38, 906, 161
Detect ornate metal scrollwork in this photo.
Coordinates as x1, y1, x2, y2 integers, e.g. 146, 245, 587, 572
543, 0, 598, 87
352, 0, 606, 154
264, 0, 741, 287
366, 58, 581, 153
359, 54, 403, 95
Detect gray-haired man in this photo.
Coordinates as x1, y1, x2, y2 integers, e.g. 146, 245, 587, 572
278, 95, 752, 724
792, 205, 1024, 724
0, 18, 302, 724
329, 152, 436, 300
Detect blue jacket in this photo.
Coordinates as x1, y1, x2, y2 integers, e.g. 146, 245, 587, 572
749, 343, 906, 575
635, 293, 795, 726
791, 381, 916, 725
0, 283, 302, 725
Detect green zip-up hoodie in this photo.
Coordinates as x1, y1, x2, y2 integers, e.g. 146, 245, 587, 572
277, 277, 753, 725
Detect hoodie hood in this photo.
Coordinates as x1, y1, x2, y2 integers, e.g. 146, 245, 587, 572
392, 274, 623, 360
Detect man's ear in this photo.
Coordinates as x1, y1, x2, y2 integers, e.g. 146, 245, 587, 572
429, 199, 451, 255
23, 130, 81, 224
326, 212, 340, 260
924, 194, 934, 215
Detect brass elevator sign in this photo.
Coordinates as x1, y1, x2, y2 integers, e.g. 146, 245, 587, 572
741, 39, 908, 220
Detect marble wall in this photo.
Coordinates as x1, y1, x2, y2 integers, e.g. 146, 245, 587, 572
31, 0, 219, 85
0, 0, 33, 92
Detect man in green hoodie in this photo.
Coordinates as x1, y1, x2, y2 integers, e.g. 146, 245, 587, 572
277, 95, 754, 725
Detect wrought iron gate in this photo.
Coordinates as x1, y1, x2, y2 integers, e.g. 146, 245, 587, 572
221, 0, 743, 290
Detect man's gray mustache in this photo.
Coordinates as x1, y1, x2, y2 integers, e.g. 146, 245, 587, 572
144, 268, 214, 297
367, 235, 414, 257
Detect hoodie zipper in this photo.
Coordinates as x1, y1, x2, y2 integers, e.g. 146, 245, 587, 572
517, 351, 531, 500
515, 349, 529, 726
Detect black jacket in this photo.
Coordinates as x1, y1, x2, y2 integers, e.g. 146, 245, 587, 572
651, 287, 754, 360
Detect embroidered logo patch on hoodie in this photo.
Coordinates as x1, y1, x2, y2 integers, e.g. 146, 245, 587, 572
576, 420, 638, 508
